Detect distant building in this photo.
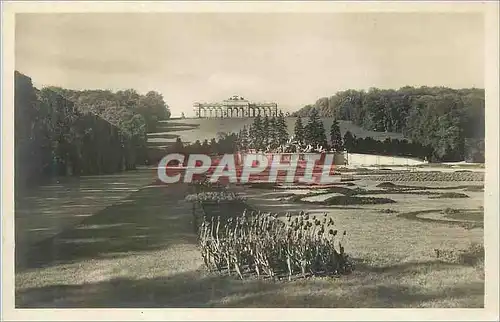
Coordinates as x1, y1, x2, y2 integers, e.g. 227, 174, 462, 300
193, 95, 279, 118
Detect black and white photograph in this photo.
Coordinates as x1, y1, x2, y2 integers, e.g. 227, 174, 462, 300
1, 1, 499, 320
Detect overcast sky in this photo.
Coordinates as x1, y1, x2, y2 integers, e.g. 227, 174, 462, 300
16, 12, 484, 116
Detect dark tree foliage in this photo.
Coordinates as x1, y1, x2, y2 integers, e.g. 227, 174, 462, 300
173, 132, 240, 157
248, 115, 264, 151
14, 71, 170, 188
329, 118, 344, 152
304, 108, 328, 149
276, 112, 289, 146
293, 117, 305, 145
293, 86, 485, 162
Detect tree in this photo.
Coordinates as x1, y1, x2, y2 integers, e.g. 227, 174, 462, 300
238, 125, 250, 151
329, 118, 343, 151
293, 117, 305, 145
276, 111, 289, 146
304, 108, 328, 148
268, 116, 278, 149
209, 138, 218, 155
249, 115, 264, 151
291, 86, 485, 162
262, 115, 270, 148
343, 131, 355, 152
201, 139, 210, 154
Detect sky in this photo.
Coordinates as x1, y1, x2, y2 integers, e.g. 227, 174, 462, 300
15, 12, 484, 117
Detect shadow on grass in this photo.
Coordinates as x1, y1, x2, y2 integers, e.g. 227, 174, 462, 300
16, 260, 484, 308
17, 184, 196, 271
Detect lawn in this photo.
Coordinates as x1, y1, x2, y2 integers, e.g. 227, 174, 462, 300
16, 169, 484, 308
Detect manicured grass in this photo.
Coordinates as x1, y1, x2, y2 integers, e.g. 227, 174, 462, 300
16, 177, 484, 308
17, 185, 198, 271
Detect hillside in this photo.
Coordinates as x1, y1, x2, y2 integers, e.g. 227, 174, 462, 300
146, 117, 408, 150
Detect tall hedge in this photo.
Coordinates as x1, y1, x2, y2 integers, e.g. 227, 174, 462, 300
14, 71, 155, 188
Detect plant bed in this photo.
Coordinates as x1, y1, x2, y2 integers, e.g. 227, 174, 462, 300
364, 172, 484, 182
428, 192, 469, 199
185, 191, 245, 203
197, 210, 353, 281
376, 182, 483, 192
441, 208, 483, 222
464, 186, 484, 192
295, 194, 396, 206
378, 208, 399, 214
323, 196, 396, 205
397, 209, 483, 229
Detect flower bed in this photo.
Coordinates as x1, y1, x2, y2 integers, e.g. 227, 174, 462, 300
196, 208, 353, 280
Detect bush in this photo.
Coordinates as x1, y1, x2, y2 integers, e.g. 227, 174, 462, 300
197, 210, 353, 280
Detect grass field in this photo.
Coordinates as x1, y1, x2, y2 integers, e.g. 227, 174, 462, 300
15, 167, 484, 308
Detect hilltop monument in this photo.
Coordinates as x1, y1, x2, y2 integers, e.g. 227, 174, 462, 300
193, 95, 279, 118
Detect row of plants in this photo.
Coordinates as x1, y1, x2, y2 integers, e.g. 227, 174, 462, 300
185, 191, 245, 203
186, 178, 353, 280
191, 193, 354, 280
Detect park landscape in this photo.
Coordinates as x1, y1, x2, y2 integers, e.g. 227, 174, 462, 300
14, 73, 485, 308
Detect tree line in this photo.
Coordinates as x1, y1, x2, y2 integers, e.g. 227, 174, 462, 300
167, 132, 239, 157
14, 71, 171, 188
168, 108, 430, 160
293, 86, 485, 162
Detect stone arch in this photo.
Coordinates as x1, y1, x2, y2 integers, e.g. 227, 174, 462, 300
240, 107, 245, 117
